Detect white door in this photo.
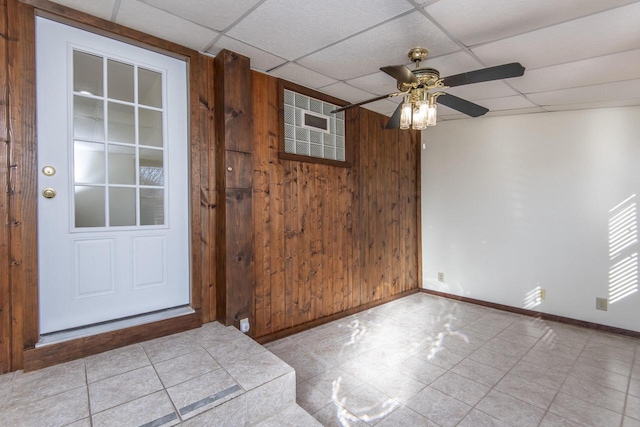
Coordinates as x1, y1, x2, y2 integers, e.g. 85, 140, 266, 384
36, 18, 190, 334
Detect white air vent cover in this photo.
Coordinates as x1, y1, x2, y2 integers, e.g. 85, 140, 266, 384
283, 89, 345, 161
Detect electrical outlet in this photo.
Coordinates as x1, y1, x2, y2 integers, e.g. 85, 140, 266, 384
438, 272, 444, 282
596, 297, 608, 311
539, 289, 546, 300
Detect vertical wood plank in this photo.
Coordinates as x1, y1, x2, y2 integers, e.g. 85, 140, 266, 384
7, 0, 38, 370
268, 76, 286, 332
0, 0, 11, 374
252, 72, 271, 336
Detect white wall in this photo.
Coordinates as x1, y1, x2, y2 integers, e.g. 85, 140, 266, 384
421, 106, 640, 332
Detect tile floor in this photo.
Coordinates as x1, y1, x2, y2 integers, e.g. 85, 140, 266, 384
0, 292, 639, 426
266, 293, 640, 427
0, 321, 318, 426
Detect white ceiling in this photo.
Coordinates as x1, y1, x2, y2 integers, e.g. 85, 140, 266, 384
52, 0, 640, 121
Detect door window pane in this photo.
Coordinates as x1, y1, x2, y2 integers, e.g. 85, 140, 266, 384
107, 59, 134, 103
73, 51, 103, 96
75, 186, 105, 227
140, 188, 164, 225
74, 141, 105, 184
138, 68, 162, 108
74, 96, 105, 140
109, 187, 136, 226
108, 145, 136, 185
139, 148, 163, 186
139, 108, 163, 147
108, 102, 135, 144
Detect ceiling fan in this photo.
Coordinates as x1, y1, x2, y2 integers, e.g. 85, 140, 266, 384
331, 47, 525, 130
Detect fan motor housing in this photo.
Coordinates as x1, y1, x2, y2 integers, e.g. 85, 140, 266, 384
398, 67, 441, 92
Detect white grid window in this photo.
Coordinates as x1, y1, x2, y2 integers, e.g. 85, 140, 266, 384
283, 90, 345, 162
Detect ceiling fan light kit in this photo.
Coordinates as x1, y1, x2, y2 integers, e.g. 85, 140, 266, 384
331, 47, 525, 130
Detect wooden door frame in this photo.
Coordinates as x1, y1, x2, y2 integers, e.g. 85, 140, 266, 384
7, 0, 207, 372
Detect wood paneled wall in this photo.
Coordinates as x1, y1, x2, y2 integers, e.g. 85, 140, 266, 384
251, 72, 421, 338
0, 0, 421, 373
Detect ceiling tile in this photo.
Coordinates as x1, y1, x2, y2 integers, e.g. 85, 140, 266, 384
116, 0, 218, 51
446, 81, 518, 101
509, 49, 640, 94
347, 72, 400, 96
472, 3, 640, 70
544, 99, 640, 112
318, 82, 376, 104
361, 99, 400, 116
227, 0, 414, 60
298, 11, 461, 81
49, 0, 116, 20
425, 0, 637, 46
141, 0, 261, 31
269, 63, 338, 89
526, 79, 640, 106
475, 95, 537, 111
207, 36, 287, 72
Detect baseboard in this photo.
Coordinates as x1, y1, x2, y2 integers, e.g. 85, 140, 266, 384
23, 311, 202, 372
420, 288, 640, 339
254, 288, 420, 344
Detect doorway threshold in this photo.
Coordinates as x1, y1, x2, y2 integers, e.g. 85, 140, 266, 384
37, 306, 195, 347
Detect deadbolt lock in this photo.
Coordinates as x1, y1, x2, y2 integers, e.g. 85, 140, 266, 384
42, 187, 57, 199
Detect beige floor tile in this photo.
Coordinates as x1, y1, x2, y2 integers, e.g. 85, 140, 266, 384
532, 339, 583, 360
431, 371, 490, 406
367, 369, 427, 404
181, 395, 246, 427
253, 403, 323, 427
406, 386, 471, 427
206, 330, 267, 366
297, 380, 333, 414
246, 371, 296, 424
482, 337, 532, 358
624, 416, 640, 427
312, 403, 366, 427
495, 373, 557, 410
85, 344, 150, 383
457, 408, 511, 427
8, 360, 86, 406
569, 363, 630, 393
306, 366, 365, 400
573, 353, 633, 377
548, 392, 622, 427
142, 331, 202, 364
375, 405, 437, 427
92, 390, 178, 427
397, 356, 446, 385
468, 346, 520, 371
88, 365, 163, 414
224, 350, 292, 391
276, 348, 334, 380
339, 358, 390, 384
476, 389, 545, 427
522, 349, 575, 374
539, 412, 583, 427
154, 347, 220, 388
451, 357, 506, 387
1, 386, 88, 427
412, 346, 465, 370
630, 378, 640, 397
509, 360, 567, 390
560, 373, 627, 413
339, 383, 400, 425
627, 394, 640, 421
167, 367, 242, 420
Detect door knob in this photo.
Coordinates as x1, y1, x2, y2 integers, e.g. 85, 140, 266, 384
42, 188, 57, 199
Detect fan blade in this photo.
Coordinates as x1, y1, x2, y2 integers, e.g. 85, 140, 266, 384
380, 65, 418, 85
437, 93, 488, 117
385, 103, 403, 129
330, 91, 406, 113
442, 62, 525, 87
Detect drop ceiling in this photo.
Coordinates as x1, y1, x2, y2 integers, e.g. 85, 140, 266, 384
51, 0, 640, 121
